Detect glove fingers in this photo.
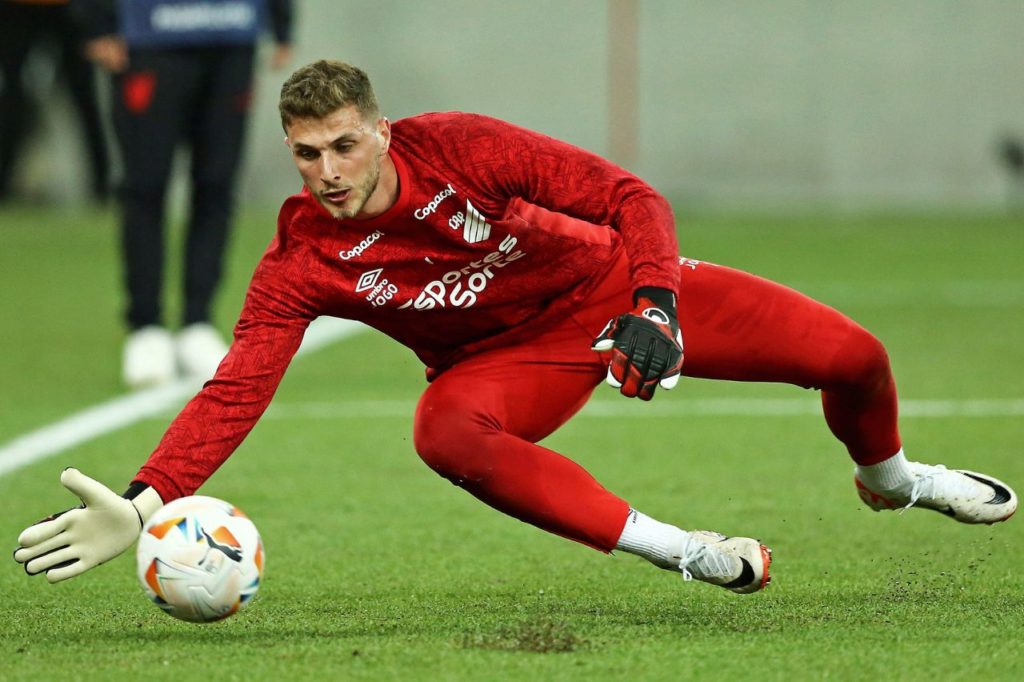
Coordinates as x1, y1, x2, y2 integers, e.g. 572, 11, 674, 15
591, 318, 619, 352
618, 364, 646, 399
637, 379, 658, 401
60, 468, 110, 508
604, 365, 623, 389
13, 531, 72, 564
608, 351, 631, 387
17, 513, 72, 547
25, 545, 79, 576
44, 558, 92, 584
659, 373, 681, 390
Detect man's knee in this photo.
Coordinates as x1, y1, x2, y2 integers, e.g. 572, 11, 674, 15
413, 403, 499, 485
831, 325, 893, 391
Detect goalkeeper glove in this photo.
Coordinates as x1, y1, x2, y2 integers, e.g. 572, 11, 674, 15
13, 468, 163, 583
591, 287, 684, 401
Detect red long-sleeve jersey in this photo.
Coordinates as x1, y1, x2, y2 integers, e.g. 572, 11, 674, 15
135, 112, 678, 501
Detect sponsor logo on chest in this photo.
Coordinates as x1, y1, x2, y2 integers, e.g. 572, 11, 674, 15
414, 183, 456, 220
414, 183, 492, 244
398, 234, 525, 310
354, 268, 399, 308
339, 230, 384, 260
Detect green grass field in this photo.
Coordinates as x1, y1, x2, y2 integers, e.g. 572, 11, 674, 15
1, 205, 1022, 680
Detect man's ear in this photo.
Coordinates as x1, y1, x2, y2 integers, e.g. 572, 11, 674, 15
377, 117, 391, 153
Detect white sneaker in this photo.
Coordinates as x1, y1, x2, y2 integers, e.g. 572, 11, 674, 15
855, 462, 1017, 524
122, 326, 176, 389
677, 531, 772, 594
176, 323, 229, 381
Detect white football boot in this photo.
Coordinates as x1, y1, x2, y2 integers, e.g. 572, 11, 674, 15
855, 462, 1017, 524
122, 326, 176, 389
677, 531, 772, 594
176, 323, 228, 381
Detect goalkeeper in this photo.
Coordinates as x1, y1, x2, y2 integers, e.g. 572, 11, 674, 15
14, 60, 1017, 593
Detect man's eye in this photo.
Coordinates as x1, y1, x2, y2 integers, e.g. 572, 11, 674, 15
299, 150, 318, 160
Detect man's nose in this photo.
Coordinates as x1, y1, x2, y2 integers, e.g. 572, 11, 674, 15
320, 155, 341, 182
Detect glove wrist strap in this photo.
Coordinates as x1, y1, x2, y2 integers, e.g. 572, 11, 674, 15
127, 487, 164, 529
634, 286, 677, 317
122, 481, 149, 500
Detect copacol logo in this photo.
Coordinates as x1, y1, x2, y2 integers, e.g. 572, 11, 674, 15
399, 235, 525, 310
339, 231, 384, 260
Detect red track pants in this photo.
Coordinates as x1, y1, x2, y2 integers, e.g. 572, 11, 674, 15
413, 258, 900, 551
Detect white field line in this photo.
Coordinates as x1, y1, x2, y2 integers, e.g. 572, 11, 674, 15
2, 311, 1021, 479
0, 318, 364, 478
258, 397, 1024, 420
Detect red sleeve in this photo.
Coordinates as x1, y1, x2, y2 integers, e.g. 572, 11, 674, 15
133, 236, 316, 502
429, 114, 679, 295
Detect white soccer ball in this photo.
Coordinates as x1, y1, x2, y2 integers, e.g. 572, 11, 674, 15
136, 495, 265, 623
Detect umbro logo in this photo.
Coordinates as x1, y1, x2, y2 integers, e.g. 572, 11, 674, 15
355, 268, 383, 293
355, 268, 399, 307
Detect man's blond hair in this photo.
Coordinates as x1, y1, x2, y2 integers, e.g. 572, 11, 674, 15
279, 60, 379, 129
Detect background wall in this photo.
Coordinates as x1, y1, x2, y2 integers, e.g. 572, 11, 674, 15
14, 0, 1024, 209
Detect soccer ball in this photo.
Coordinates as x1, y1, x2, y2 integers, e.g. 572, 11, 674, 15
136, 495, 264, 623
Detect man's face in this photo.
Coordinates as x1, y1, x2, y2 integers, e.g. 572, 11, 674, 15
286, 106, 390, 220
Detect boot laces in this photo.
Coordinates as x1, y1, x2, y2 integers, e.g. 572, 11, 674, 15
904, 464, 976, 511
678, 535, 736, 582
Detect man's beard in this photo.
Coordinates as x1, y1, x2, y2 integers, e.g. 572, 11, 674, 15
326, 156, 381, 220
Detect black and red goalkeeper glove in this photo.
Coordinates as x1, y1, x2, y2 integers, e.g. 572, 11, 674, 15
591, 287, 683, 401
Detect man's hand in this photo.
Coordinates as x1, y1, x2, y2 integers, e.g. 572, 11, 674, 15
270, 43, 293, 70
13, 468, 163, 583
592, 288, 684, 401
83, 35, 128, 73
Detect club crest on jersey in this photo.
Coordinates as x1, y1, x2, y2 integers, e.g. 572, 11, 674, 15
447, 200, 492, 244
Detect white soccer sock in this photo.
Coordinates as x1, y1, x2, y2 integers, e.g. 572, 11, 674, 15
855, 448, 915, 491
614, 508, 689, 570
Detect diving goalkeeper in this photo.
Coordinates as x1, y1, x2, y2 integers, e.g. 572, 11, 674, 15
14, 60, 1017, 593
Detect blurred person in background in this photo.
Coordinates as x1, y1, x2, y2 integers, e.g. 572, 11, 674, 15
74, 0, 294, 389
0, 0, 109, 203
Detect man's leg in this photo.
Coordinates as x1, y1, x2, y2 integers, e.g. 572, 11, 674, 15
0, 3, 40, 199
182, 45, 254, 328
414, 325, 625, 551
674, 259, 1016, 523
114, 50, 192, 330
673, 259, 900, 463
414, 304, 770, 593
172, 46, 255, 382
113, 49, 194, 388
